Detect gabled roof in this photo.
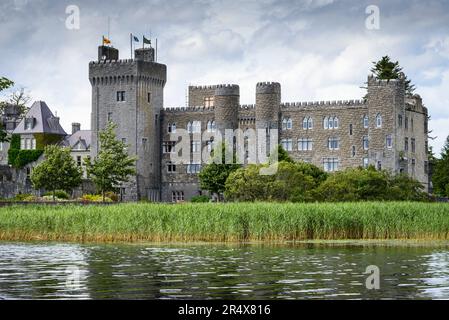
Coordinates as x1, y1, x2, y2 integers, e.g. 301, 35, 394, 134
13, 101, 67, 135
61, 130, 91, 151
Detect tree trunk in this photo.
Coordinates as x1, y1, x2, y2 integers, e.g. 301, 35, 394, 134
52, 190, 56, 202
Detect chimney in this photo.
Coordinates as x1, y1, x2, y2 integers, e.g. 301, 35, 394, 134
72, 122, 81, 134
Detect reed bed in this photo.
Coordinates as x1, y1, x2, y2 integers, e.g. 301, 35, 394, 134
0, 202, 448, 243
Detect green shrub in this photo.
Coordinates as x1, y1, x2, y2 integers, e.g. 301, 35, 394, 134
43, 190, 70, 200
104, 191, 118, 202
13, 194, 34, 201
80, 194, 113, 202
191, 195, 210, 203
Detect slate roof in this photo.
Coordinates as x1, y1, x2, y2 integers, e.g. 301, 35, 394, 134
61, 130, 91, 151
13, 101, 67, 135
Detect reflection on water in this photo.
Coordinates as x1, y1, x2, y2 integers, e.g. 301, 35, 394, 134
1, 242, 449, 300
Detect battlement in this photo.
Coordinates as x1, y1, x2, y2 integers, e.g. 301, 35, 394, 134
367, 74, 404, 87
189, 85, 220, 90
162, 106, 215, 113
240, 104, 256, 109
215, 84, 239, 96
281, 99, 367, 108
89, 59, 135, 66
256, 82, 281, 94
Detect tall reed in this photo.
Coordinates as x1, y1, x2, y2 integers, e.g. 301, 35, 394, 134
0, 202, 448, 243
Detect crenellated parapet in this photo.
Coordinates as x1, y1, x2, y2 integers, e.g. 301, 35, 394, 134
256, 82, 281, 94
281, 99, 367, 109
162, 106, 215, 113
214, 84, 240, 96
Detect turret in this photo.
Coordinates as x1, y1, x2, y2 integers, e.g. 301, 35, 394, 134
98, 45, 119, 61
255, 82, 281, 129
214, 84, 239, 135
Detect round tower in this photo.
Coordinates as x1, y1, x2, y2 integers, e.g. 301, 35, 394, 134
255, 82, 281, 129
214, 84, 240, 135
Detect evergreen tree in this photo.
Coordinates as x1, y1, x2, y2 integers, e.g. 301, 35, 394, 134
31, 145, 83, 201
85, 122, 137, 201
371, 56, 416, 95
0, 77, 14, 143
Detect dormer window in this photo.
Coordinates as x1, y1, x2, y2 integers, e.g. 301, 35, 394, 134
24, 117, 35, 130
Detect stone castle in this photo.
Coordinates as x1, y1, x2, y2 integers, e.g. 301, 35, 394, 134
89, 44, 430, 202
0, 43, 430, 201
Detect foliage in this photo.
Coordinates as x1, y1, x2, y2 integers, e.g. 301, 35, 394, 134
7, 88, 31, 117
34, 133, 65, 149
432, 135, 449, 197
199, 142, 241, 199
43, 190, 70, 200
225, 161, 325, 202
190, 195, 210, 203
80, 194, 113, 203
314, 166, 427, 202
0, 77, 13, 92
0, 124, 9, 143
13, 194, 34, 201
371, 55, 415, 95
8, 149, 43, 168
1, 202, 449, 242
85, 122, 137, 201
270, 145, 293, 163
31, 145, 82, 201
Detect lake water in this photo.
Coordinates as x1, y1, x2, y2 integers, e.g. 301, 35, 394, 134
1, 241, 449, 300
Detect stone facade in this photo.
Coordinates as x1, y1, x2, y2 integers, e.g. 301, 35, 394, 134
89, 46, 430, 202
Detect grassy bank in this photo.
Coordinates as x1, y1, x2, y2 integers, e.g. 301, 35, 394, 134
0, 202, 449, 243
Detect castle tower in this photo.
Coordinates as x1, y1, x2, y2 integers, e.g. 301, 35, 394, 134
366, 74, 405, 173
89, 46, 167, 201
255, 82, 281, 130
214, 84, 240, 137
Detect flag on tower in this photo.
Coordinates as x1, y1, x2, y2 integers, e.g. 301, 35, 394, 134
143, 36, 151, 45
103, 36, 111, 45
132, 34, 139, 42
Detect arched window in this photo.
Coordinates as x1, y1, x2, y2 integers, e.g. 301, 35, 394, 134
302, 117, 308, 130
376, 114, 382, 128
333, 117, 339, 129
328, 117, 334, 129
287, 118, 292, 130
363, 115, 369, 128
323, 116, 329, 129
308, 117, 313, 129
187, 121, 193, 133
282, 117, 292, 130
207, 120, 216, 132
363, 136, 369, 150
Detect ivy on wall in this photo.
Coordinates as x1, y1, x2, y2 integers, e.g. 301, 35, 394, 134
7, 133, 62, 168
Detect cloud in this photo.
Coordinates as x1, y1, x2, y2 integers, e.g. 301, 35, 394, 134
1, 0, 449, 154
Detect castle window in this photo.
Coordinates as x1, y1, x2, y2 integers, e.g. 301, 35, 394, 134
328, 137, 339, 150
333, 117, 339, 129
377, 161, 382, 170
424, 161, 429, 174
20, 138, 25, 150
24, 117, 35, 130
26, 167, 31, 179
411, 138, 416, 153
298, 138, 313, 151
188, 121, 201, 133
147, 92, 151, 103
116, 91, 126, 102
282, 117, 292, 130
352, 146, 356, 157
405, 137, 409, 151
376, 114, 382, 128
398, 114, 403, 127
363, 136, 369, 150
204, 97, 214, 108
187, 163, 201, 174
172, 191, 184, 203
349, 124, 353, 135
363, 157, 369, 168
323, 117, 329, 129
323, 158, 339, 172
302, 117, 313, 130
207, 121, 216, 133
328, 117, 334, 129
405, 116, 408, 130
107, 112, 113, 122
77, 156, 82, 166
168, 123, 176, 133
163, 141, 176, 153
167, 162, 176, 173
411, 118, 414, 131
191, 141, 201, 153
386, 134, 393, 149
281, 139, 293, 151
142, 138, 148, 151
363, 115, 369, 129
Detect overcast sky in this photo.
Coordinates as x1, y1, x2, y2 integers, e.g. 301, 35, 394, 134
1, 0, 449, 154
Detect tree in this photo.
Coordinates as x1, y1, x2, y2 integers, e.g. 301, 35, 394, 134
270, 144, 293, 163
432, 135, 449, 197
85, 122, 137, 201
31, 145, 83, 201
199, 142, 241, 201
0, 77, 14, 143
225, 161, 326, 202
371, 56, 416, 95
4, 88, 31, 116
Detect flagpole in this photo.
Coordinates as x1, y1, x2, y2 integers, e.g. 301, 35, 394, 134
130, 33, 133, 59
156, 38, 158, 62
